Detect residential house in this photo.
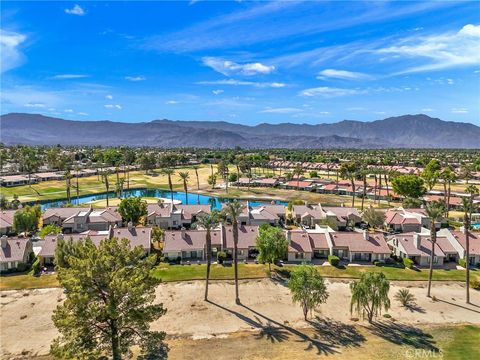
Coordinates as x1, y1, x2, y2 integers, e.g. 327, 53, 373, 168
438, 228, 480, 266
329, 231, 390, 262
163, 228, 222, 261
34, 172, 65, 182
42, 207, 91, 227
385, 208, 432, 233
287, 229, 313, 262
292, 204, 361, 229
0, 210, 16, 235
39, 224, 151, 265
0, 236, 33, 272
223, 225, 259, 260
0, 174, 36, 187
387, 231, 457, 267
146, 202, 211, 229
61, 207, 122, 233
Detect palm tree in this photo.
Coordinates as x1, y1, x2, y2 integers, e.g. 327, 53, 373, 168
161, 168, 175, 205
426, 200, 445, 298
222, 200, 246, 305
340, 162, 359, 207
64, 170, 72, 204
440, 167, 456, 217
463, 185, 479, 304
293, 164, 304, 190
100, 170, 111, 207
193, 211, 221, 301
192, 165, 200, 190
178, 171, 190, 205
74, 165, 80, 204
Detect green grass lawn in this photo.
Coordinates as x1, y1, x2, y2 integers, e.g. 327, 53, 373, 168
2, 264, 478, 290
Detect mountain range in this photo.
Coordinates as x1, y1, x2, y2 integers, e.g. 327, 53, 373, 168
1, 113, 479, 148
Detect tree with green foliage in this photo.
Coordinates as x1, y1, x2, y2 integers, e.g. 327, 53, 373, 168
118, 197, 147, 225
151, 226, 165, 250
178, 171, 190, 204
39, 224, 62, 238
192, 165, 201, 190
288, 264, 329, 320
309, 170, 318, 178
256, 224, 288, 273
222, 200, 246, 304
394, 289, 417, 308
193, 211, 222, 301
421, 159, 441, 191
425, 200, 445, 298
362, 207, 385, 229
439, 166, 456, 217
51, 237, 167, 359
207, 174, 217, 189
293, 164, 304, 190
391, 174, 426, 205
13, 205, 41, 234
350, 272, 390, 323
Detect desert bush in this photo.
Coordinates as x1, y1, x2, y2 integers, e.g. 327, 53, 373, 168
328, 255, 340, 267
403, 257, 414, 269
394, 289, 417, 307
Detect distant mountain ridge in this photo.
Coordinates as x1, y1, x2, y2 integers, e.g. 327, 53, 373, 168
1, 113, 479, 148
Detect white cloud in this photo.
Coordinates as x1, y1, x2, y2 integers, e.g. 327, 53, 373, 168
77, 112, 88, 116
197, 79, 286, 88
105, 94, 113, 100
261, 107, 303, 114
24, 103, 46, 108
65, 4, 85, 16
378, 24, 480, 74
52, 74, 88, 79
64, 109, 74, 113
0, 30, 27, 73
317, 69, 372, 80
202, 57, 275, 76
125, 75, 146, 81
421, 108, 434, 112
300, 86, 363, 97
166, 100, 179, 104
212, 89, 224, 95
104, 104, 122, 109
451, 107, 468, 114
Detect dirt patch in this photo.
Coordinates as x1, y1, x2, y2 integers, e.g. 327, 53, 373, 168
1, 279, 479, 358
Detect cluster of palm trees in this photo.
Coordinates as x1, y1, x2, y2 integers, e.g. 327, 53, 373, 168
193, 200, 245, 303
426, 184, 479, 304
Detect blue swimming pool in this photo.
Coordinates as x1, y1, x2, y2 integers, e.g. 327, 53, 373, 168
472, 223, 480, 230
35, 188, 287, 210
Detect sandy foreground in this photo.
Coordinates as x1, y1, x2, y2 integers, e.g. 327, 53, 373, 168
1, 279, 479, 358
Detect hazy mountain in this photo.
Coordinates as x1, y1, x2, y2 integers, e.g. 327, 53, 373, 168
1, 113, 478, 148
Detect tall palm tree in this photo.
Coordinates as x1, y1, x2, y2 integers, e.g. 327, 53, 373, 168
463, 185, 479, 304
222, 200, 246, 305
340, 162, 359, 208
178, 171, 190, 205
192, 165, 200, 190
426, 200, 445, 298
161, 168, 175, 205
293, 164, 304, 190
65, 170, 72, 204
100, 170, 111, 207
193, 211, 221, 301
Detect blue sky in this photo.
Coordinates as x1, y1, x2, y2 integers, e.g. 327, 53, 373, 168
1, 1, 479, 125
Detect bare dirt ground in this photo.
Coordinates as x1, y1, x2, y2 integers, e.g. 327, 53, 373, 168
1, 279, 479, 358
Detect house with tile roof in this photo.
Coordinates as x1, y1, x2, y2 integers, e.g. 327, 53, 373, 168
0, 210, 16, 235
438, 228, 480, 266
146, 202, 211, 229
0, 236, 33, 272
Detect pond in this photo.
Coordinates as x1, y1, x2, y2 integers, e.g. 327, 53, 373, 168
37, 188, 288, 210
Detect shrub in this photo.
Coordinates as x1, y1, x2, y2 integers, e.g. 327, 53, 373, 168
217, 251, 227, 264
16, 262, 29, 272
383, 314, 392, 318
328, 255, 340, 267
470, 279, 480, 291
458, 258, 467, 268
403, 258, 414, 269
31, 257, 41, 276
394, 289, 417, 307
373, 260, 382, 267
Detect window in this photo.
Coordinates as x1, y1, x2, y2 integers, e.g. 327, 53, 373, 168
295, 253, 305, 259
